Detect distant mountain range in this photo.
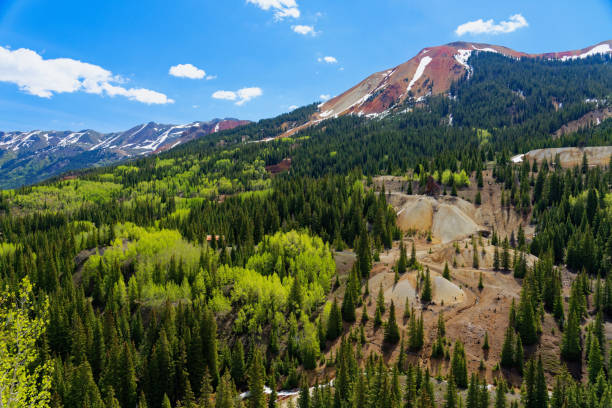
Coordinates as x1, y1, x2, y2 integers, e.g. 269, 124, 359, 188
0, 118, 249, 188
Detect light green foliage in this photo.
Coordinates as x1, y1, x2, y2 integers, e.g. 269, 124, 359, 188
441, 169, 470, 187
82, 223, 204, 306
0, 278, 53, 407
246, 230, 335, 311
11, 179, 121, 212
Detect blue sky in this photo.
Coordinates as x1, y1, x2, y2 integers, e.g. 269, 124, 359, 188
0, 0, 610, 132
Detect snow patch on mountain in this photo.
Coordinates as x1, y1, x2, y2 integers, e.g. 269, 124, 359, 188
407, 56, 432, 94
561, 43, 612, 61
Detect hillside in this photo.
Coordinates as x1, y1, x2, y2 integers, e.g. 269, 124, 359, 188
314, 40, 612, 120
0, 40, 611, 408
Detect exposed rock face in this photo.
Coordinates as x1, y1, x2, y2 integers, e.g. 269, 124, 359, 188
520, 146, 612, 168
394, 194, 484, 244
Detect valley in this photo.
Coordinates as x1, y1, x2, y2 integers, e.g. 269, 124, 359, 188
0, 37, 611, 408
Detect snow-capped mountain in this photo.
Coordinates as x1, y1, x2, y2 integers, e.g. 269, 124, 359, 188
315, 40, 612, 120
0, 118, 249, 188
0, 118, 249, 157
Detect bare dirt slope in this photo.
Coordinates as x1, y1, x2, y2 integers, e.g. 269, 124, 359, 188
323, 173, 558, 386
553, 107, 612, 138
515, 146, 612, 168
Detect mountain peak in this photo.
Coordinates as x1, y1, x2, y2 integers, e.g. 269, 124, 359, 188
315, 40, 611, 120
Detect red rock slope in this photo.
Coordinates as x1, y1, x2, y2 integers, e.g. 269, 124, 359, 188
315, 40, 612, 120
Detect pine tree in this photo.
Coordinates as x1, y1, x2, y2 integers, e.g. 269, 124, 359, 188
410, 241, 417, 268
117, 344, 137, 408
517, 291, 538, 345
376, 283, 386, 313
588, 336, 603, 384
341, 276, 356, 323
478, 272, 484, 290
517, 225, 525, 250
501, 238, 510, 271
361, 304, 369, 324
267, 373, 277, 408
535, 357, 548, 408
561, 302, 582, 361
162, 394, 171, 408
231, 340, 246, 388
437, 312, 446, 338
443, 262, 451, 280
445, 372, 458, 408
500, 326, 515, 368
398, 240, 408, 273
494, 379, 507, 408
298, 378, 309, 408
514, 335, 524, 374
182, 379, 196, 408
248, 349, 266, 408
482, 332, 489, 350
451, 341, 468, 389
199, 368, 213, 408
357, 229, 372, 279
384, 301, 400, 345
215, 371, 235, 408
421, 268, 432, 303
493, 247, 500, 271
327, 299, 343, 341
466, 374, 478, 408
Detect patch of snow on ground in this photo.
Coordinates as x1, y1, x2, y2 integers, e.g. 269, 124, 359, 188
579, 43, 612, 58
58, 132, 85, 147
214, 122, 220, 133
406, 56, 432, 93
511, 154, 525, 163
319, 110, 334, 118
561, 44, 612, 61
139, 124, 190, 152
471, 45, 498, 53
454, 49, 472, 72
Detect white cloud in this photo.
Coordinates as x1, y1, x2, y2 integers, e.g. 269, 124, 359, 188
288, 105, 298, 111
318, 56, 337, 64
206, 74, 217, 80
0, 46, 173, 104
319, 94, 331, 101
212, 90, 237, 101
246, 0, 300, 20
455, 14, 528, 36
169, 63, 206, 79
212, 87, 263, 105
292, 25, 317, 36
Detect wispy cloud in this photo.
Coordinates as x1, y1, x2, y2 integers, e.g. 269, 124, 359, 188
169, 63, 206, 79
292, 25, 317, 36
206, 74, 217, 81
0, 46, 173, 104
318, 56, 337, 64
319, 94, 331, 101
246, 0, 300, 20
455, 14, 528, 36
212, 87, 263, 105
288, 105, 298, 111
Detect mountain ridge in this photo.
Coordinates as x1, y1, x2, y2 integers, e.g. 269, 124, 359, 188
314, 39, 612, 121
0, 118, 250, 188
